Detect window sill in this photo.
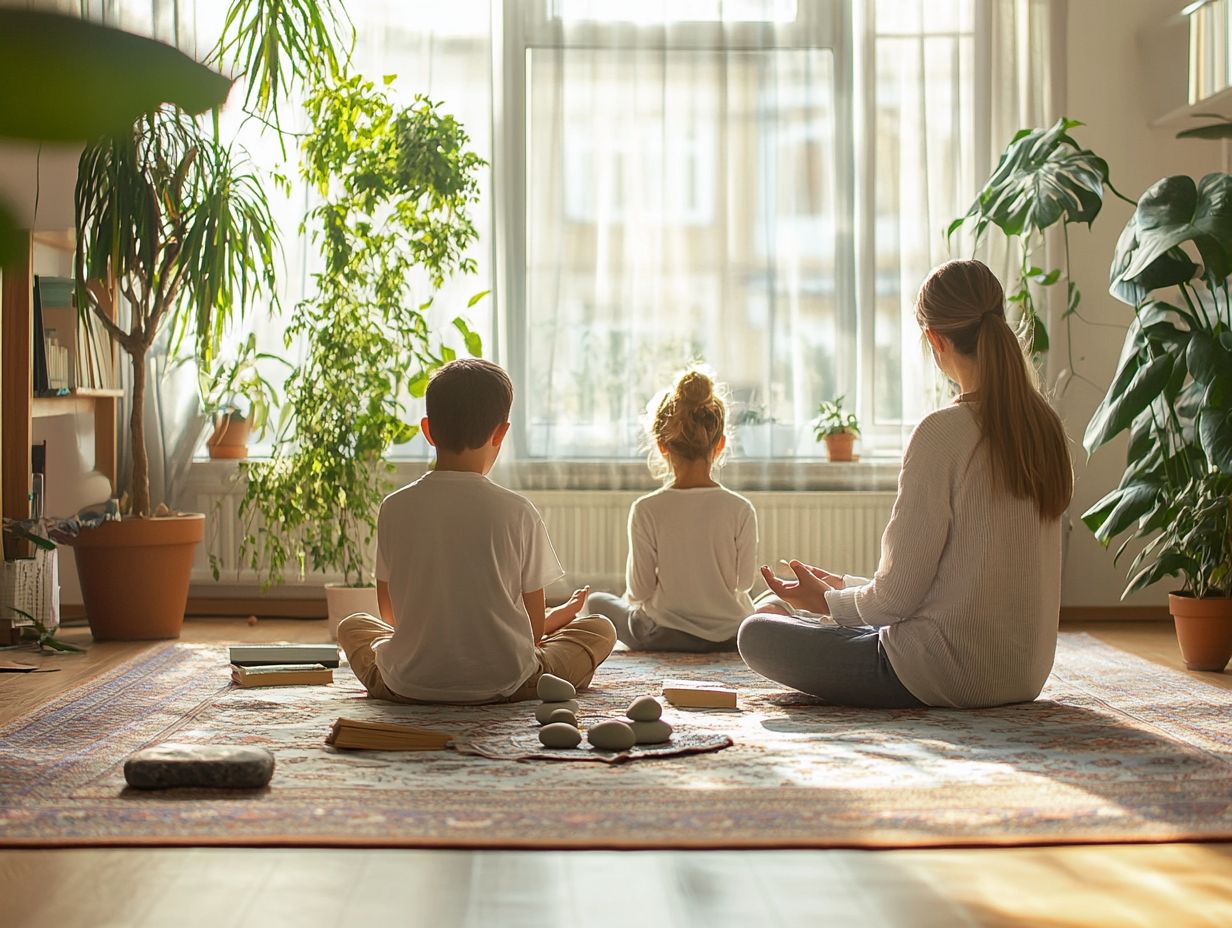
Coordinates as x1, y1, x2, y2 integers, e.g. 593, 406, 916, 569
186, 456, 902, 493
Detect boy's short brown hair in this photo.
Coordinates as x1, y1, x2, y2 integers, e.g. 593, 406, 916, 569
425, 359, 514, 453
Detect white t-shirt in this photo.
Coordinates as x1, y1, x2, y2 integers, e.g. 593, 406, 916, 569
626, 485, 758, 641
372, 470, 565, 702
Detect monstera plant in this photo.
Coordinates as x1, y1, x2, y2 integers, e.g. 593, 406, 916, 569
1083, 172, 1232, 671
949, 118, 1132, 364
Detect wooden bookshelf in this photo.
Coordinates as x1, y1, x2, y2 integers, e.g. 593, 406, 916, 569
1, 231, 119, 546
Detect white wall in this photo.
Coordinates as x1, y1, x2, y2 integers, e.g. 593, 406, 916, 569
1057, 0, 1221, 607
0, 142, 79, 230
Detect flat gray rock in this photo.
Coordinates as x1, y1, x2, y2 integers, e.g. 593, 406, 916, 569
626, 695, 662, 722
629, 719, 673, 745
537, 673, 577, 702
535, 699, 579, 725
124, 744, 275, 790
587, 719, 636, 751
538, 723, 582, 749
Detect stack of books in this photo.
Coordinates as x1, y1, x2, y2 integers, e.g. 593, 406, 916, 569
228, 644, 340, 668
326, 717, 454, 751
231, 663, 333, 687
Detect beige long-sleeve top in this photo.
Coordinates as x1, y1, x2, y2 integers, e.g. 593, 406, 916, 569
824, 402, 1063, 708
626, 485, 759, 641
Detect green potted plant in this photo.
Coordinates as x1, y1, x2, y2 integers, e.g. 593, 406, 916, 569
70, 108, 279, 640
197, 333, 287, 460
813, 395, 860, 463
948, 118, 1132, 372
1083, 172, 1232, 671
239, 75, 487, 636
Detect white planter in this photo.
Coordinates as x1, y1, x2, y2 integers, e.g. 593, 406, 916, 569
324, 584, 380, 640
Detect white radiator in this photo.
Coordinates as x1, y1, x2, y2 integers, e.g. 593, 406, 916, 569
182, 465, 894, 598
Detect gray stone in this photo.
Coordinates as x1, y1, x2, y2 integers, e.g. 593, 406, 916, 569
535, 699, 579, 725
124, 744, 275, 790
586, 719, 636, 751
626, 695, 662, 722
538, 723, 583, 749
546, 708, 578, 727
536, 673, 577, 701
629, 719, 673, 745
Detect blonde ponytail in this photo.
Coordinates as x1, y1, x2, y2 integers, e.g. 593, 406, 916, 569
916, 260, 1073, 520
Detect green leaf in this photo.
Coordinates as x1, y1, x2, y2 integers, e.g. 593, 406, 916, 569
1177, 120, 1232, 141
1199, 386, 1232, 474
1093, 480, 1163, 544
1188, 331, 1224, 384
1125, 551, 1193, 597
1084, 354, 1174, 455
954, 118, 1110, 239
467, 289, 490, 308
0, 11, 231, 141
408, 371, 431, 398
1110, 174, 1232, 304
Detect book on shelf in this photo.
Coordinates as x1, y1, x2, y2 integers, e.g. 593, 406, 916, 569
228, 643, 340, 668
31, 275, 50, 394
231, 663, 333, 687
326, 717, 454, 751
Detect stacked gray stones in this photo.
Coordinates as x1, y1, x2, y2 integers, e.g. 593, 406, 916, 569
534, 674, 673, 752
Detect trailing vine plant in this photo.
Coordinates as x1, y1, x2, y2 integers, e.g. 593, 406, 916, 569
237, 75, 487, 588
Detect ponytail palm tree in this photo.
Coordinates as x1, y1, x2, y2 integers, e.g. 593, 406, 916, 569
74, 105, 279, 517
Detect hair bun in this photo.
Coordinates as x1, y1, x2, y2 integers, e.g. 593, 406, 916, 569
676, 371, 713, 406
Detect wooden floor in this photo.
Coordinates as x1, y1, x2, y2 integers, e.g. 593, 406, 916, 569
3, 618, 1232, 928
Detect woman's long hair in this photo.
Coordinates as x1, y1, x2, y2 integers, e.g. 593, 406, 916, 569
916, 259, 1073, 520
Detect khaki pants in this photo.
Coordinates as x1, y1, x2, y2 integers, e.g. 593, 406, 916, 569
336, 612, 617, 705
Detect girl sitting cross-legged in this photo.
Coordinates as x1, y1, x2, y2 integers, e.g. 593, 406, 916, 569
588, 369, 759, 652
739, 259, 1073, 709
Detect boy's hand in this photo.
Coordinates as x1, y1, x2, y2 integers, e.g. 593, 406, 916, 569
545, 585, 590, 634
761, 561, 836, 615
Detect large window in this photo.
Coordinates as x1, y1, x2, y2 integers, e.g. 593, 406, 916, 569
506, 0, 978, 459
123, 0, 981, 463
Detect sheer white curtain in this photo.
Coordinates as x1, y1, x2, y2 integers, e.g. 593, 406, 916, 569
71, 0, 1061, 500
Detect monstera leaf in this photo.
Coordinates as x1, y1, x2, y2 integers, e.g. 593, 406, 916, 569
1109, 174, 1232, 305
948, 118, 1111, 242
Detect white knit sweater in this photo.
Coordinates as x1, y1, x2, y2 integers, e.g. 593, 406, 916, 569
824, 402, 1063, 708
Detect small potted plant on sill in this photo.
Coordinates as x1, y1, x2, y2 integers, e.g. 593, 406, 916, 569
197, 333, 287, 460
1083, 171, 1232, 670
813, 395, 860, 463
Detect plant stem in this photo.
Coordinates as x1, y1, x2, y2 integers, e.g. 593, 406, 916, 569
129, 344, 151, 517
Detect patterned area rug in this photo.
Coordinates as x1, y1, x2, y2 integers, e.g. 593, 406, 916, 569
3, 633, 1232, 849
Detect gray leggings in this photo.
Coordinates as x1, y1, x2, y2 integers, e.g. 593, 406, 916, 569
737, 613, 925, 708
587, 592, 738, 653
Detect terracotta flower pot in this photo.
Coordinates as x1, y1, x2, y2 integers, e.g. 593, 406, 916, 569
1169, 592, 1232, 672
207, 415, 250, 460
69, 514, 205, 641
824, 432, 856, 462
324, 584, 381, 640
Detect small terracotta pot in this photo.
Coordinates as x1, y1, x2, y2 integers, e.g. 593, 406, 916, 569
207, 415, 250, 460
324, 584, 381, 640
824, 432, 856, 462
1169, 592, 1232, 672
70, 514, 204, 641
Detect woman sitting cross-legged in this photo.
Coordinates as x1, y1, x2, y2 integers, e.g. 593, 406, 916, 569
738, 259, 1073, 709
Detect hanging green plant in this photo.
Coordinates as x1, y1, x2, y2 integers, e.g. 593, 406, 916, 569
238, 75, 488, 589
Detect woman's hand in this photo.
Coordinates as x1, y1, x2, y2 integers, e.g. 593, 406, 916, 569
760, 561, 838, 614
778, 560, 844, 590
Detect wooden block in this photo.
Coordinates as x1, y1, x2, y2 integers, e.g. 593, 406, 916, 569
661, 679, 738, 709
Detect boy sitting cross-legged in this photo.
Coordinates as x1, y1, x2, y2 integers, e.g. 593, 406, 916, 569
337, 358, 617, 704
